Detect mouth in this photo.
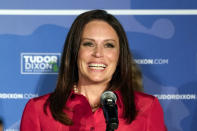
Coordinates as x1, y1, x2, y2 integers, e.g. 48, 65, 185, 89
88, 63, 107, 70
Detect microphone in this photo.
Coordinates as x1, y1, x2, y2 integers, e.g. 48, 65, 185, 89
101, 91, 119, 131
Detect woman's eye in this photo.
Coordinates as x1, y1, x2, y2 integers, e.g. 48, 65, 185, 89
105, 43, 115, 48
82, 42, 94, 47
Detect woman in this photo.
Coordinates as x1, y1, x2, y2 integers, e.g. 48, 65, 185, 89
20, 10, 166, 131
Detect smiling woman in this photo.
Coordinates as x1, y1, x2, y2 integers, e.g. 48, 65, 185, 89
20, 9, 167, 131
78, 20, 119, 85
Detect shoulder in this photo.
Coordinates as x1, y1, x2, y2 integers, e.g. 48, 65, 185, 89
29, 93, 51, 104
23, 93, 51, 113
134, 91, 155, 102
134, 92, 166, 130
20, 93, 56, 130
134, 91, 160, 112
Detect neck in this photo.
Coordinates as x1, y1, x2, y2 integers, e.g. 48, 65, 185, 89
76, 81, 109, 111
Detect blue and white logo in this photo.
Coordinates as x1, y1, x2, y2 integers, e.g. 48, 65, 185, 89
21, 53, 61, 74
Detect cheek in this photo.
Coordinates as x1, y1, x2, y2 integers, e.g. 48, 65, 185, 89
78, 49, 87, 62
78, 48, 92, 58
77, 50, 84, 68
107, 50, 119, 64
77, 48, 91, 67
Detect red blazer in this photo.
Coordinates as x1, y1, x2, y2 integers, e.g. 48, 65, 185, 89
20, 91, 167, 131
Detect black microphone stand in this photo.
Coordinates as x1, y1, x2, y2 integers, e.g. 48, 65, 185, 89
101, 91, 119, 131
106, 125, 114, 131
106, 123, 116, 131
104, 103, 119, 131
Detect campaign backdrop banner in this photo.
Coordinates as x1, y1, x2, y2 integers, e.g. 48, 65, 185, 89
0, 1, 197, 131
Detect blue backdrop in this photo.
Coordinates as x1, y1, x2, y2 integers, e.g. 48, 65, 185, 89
0, 1, 197, 131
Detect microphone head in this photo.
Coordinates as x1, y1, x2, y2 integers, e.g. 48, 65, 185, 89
101, 91, 117, 106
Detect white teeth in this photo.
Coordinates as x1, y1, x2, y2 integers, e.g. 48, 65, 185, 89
89, 63, 106, 68
90, 67, 105, 70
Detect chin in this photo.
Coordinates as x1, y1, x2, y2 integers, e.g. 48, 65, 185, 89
89, 77, 110, 84
91, 79, 105, 83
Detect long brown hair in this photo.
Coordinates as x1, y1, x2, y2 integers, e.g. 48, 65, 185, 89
45, 9, 137, 125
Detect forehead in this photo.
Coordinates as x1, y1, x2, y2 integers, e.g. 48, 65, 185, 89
81, 20, 119, 39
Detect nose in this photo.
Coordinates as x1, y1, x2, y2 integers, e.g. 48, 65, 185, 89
92, 45, 103, 58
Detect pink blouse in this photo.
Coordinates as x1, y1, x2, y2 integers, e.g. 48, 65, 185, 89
20, 91, 167, 131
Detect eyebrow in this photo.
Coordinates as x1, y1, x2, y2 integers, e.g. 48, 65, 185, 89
81, 38, 117, 43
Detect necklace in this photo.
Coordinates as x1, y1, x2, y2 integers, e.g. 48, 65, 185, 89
73, 84, 100, 110
73, 84, 79, 93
